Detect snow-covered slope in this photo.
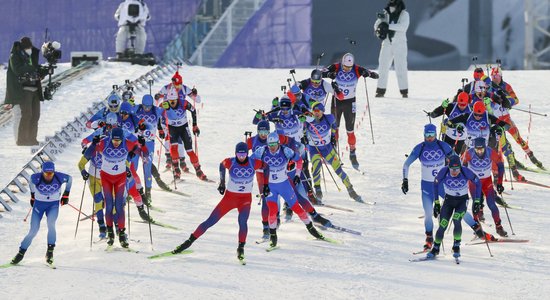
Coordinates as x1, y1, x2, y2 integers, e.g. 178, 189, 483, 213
0, 65, 549, 299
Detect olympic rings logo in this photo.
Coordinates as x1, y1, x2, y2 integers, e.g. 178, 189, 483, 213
37, 183, 60, 193
93, 155, 103, 166
422, 150, 444, 161
313, 124, 329, 132
264, 156, 284, 166
470, 157, 491, 168
306, 89, 324, 99
279, 118, 297, 129
138, 114, 157, 123
232, 167, 254, 178
468, 120, 488, 131
175, 109, 186, 118
337, 71, 355, 82
105, 147, 127, 158
445, 179, 467, 188
122, 123, 132, 131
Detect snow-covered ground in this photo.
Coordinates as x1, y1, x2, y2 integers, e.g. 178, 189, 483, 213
1, 65, 549, 299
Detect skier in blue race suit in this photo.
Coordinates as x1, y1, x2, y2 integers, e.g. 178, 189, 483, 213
10, 161, 72, 266
427, 155, 481, 259
252, 132, 325, 248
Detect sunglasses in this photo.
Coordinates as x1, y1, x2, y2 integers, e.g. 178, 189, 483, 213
143, 105, 152, 110
236, 152, 247, 159
120, 111, 129, 115
313, 108, 323, 113
424, 132, 436, 138
474, 113, 483, 118
311, 79, 321, 84
258, 130, 269, 135
268, 142, 278, 147
43, 171, 54, 176
112, 138, 122, 143
342, 65, 352, 70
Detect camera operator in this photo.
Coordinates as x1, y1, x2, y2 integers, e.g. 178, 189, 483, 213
373, 0, 409, 98
4, 37, 44, 146
115, 0, 150, 58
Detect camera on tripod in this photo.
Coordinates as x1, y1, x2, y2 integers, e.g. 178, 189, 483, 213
40, 41, 62, 100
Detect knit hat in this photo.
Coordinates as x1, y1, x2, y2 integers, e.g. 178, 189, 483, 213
20, 37, 33, 49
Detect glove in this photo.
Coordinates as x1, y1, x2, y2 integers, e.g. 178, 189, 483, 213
126, 168, 132, 178
376, 22, 389, 40
456, 124, 464, 134
370, 71, 379, 79
92, 135, 101, 144
192, 125, 200, 136
433, 200, 441, 218
298, 115, 307, 122
331, 81, 339, 91
30, 193, 35, 207
138, 122, 146, 131
158, 129, 165, 139
483, 97, 492, 106
81, 170, 90, 181
98, 120, 106, 128
496, 183, 504, 194
217, 182, 226, 195
161, 101, 170, 109
473, 198, 481, 215
401, 178, 408, 194
272, 97, 279, 107
331, 135, 337, 146
61, 191, 69, 206
255, 109, 265, 119
441, 98, 450, 109
128, 151, 136, 159
262, 185, 270, 198
293, 175, 301, 185
191, 88, 198, 96
138, 135, 146, 146
154, 93, 161, 100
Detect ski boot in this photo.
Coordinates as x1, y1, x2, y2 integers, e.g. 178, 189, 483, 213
193, 164, 208, 181
10, 248, 26, 265
314, 185, 323, 201
349, 149, 359, 169
106, 226, 115, 246
375, 88, 386, 98
306, 222, 324, 240
423, 232, 433, 251
527, 151, 545, 170
144, 187, 152, 207
511, 166, 526, 182
118, 228, 129, 248
98, 225, 107, 239
311, 211, 332, 227
347, 185, 363, 202
307, 189, 321, 205
426, 242, 440, 259
137, 205, 154, 222
495, 194, 506, 206
261, 227, 270, 240
237, 242, 245, 261
138, 187, 146, 201
452, 240, 461, 258
269, 229, 278, 247
179, 158, 190, 173
165, 154, 172, 171
400, 89, 408, 98
496, 222, 508, 237
514, 159, 526, 171
46, 244, 55, 265
283, 202, 293, 222
173, 234, 197, 254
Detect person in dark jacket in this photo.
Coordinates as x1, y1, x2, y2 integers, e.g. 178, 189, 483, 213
4, 36, 44, 146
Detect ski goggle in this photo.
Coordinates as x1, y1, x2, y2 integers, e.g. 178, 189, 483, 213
268, 142, 279, 147
424, 132, 436, 138
311, 79, 321, 85
258, 130, 269, 136
236, 152, 247, 160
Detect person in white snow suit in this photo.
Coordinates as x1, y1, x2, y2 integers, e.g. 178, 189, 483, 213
374, 0, 409, 98
115, 0, 150, 57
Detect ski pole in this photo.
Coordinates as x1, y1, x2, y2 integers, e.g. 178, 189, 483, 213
500, 193, 515, 235
74, 179, 87, 239
306, 122, 341, 191
146, 204, 154, 250
511, 107, 547, 117
68, 202, 93, 221
363, 77, 375, 144
154, 135, 178, 190
477, 221, 493, 257
90, 168, 97, 250
289, 69, 297, 85
23, 207, 32, 222
423, 110, 432, 124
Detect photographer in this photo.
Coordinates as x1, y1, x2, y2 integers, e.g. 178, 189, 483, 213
115, 0, 150, 58
4, 37, 44, 146
373, 0, 409, 98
